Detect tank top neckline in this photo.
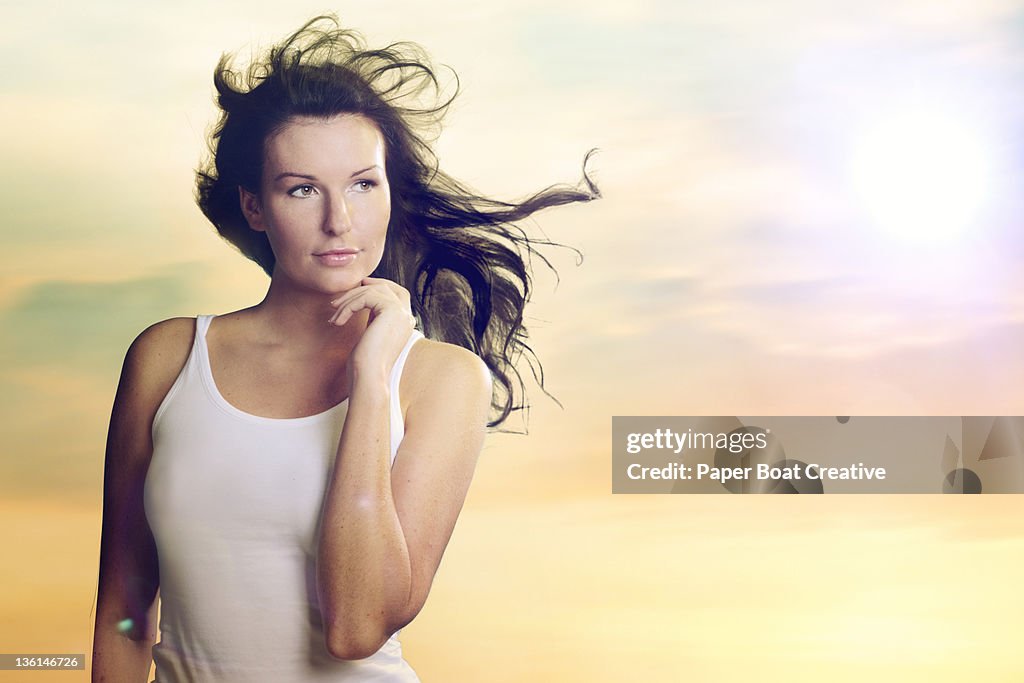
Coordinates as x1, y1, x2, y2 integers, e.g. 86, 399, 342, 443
195, 314, 349, 425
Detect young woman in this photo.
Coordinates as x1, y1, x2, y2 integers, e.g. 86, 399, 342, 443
92, 16, 597, 682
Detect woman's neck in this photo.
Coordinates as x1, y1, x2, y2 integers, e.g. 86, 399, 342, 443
244, 277, 369, 354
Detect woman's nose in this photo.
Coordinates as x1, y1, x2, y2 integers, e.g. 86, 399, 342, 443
323, 196, 352, 234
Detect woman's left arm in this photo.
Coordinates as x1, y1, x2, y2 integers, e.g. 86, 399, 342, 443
316, 279, 492, 661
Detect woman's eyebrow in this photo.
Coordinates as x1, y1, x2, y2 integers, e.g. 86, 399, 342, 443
274, 172, 318, 182
273, 166, 381, 182
350, 165, 382, 177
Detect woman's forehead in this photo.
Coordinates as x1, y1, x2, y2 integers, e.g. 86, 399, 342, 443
264, 114, 386, 174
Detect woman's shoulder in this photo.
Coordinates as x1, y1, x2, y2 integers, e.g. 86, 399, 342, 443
401, 337, 492, 407
127, 316, 197, 363
105, 318, 200, 464
120, 317, 198, 404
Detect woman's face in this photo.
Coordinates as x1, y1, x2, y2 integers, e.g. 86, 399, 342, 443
241, 114, 391, 296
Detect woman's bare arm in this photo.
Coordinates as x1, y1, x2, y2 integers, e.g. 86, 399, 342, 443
92, 319, 193, 682
316, 339, 491, 660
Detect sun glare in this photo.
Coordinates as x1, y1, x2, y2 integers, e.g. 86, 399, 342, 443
849, 107, 992, 246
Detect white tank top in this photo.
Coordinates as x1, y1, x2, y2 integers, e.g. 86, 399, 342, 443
144, 314, 423, 682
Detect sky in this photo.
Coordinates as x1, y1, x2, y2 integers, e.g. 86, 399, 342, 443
3, 0, 1024, 680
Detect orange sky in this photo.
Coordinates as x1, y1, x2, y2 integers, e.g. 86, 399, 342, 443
6, 492, 1024, 681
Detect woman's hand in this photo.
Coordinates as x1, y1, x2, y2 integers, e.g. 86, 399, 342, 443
328, 277, 416, 388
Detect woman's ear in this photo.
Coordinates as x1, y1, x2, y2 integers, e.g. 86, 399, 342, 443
239, 187, 266, 232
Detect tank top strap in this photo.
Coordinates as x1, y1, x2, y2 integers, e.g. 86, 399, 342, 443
191, 315, 217, 376
388, 328, 425, 460
195, 313, 215, 338
388, 328, 424, 394
151, 315, 215, 432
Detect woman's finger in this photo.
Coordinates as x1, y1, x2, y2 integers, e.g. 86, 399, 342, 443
329, 285, 389, 320
330, 288, 409, 327
329, 286, 369, 314
329, 289, 375, 325
330, 280, 407, 312
358, 277, 411, 304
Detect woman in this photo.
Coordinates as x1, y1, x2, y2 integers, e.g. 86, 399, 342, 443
92, 16, 597, 682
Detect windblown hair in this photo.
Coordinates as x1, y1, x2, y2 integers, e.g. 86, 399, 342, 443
196, 15, 599, 429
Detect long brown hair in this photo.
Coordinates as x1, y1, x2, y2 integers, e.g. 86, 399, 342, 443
196, 16, 599, 429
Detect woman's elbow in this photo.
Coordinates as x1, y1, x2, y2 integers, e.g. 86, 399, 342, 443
323, 595, 423, 659
324, 625, 391, 661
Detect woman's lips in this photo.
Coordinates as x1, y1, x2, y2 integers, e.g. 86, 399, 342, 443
314, 249, 358, 266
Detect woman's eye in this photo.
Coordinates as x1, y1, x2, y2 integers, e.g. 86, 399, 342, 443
289, 184, 317, 198
353, 180, 376, 192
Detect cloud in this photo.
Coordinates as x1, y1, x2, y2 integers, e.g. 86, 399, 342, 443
0, 271, 199, 371
0, 269, 204, 500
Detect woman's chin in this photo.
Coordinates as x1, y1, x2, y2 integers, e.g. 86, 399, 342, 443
326, 273, 371, 292
270, 271, 364, 297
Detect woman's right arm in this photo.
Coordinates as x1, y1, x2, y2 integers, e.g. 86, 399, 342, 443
92, 318, 194, 682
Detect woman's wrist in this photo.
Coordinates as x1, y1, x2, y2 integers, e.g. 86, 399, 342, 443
347, 364, 391, 398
